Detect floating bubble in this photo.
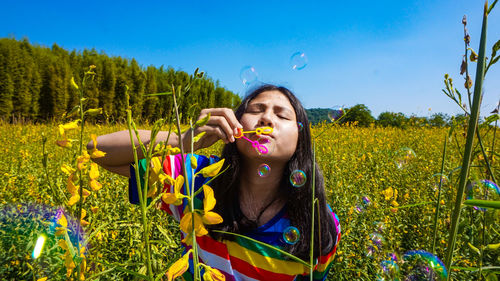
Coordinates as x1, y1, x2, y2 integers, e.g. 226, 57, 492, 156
377, 260, 401, 281
32, 234, 46, 259
466, 179, 500, 211
374, 221, 385, 233
401, 250, 448, 281
290, 170, 307, 187
257, 164, 270, 177
297, 122, 304, 132
328, 106, 345, 122
356, 196, 371, 213
370, 232, 386, 247
283, 226, 300, 244
394, 147, 416, 169
290, 52, 308, 70
431, 173, 449, 192
240, 66, 258, 86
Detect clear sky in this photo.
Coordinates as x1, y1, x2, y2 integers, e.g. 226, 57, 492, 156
1, 0, 499, 118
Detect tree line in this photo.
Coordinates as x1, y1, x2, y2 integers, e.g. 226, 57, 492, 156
306, 105, 473, 128
0, 37, 241, 123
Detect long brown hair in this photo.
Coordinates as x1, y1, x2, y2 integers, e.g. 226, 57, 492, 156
208, 84, 337, 260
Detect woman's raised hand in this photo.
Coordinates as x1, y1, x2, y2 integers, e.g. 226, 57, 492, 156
187, 108, 243, 150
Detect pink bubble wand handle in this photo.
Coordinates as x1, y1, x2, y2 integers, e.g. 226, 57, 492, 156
241, 135, 268, 154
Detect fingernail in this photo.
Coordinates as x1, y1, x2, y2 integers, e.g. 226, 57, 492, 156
234, 128, 239, 135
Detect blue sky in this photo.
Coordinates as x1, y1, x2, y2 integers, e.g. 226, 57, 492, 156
1, 0, 499, 117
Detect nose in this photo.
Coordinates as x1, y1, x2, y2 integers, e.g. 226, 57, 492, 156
258, 110, 274, 127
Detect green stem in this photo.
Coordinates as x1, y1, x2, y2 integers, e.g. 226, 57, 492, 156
126, 92, 153, 279
432, 134, 448, 254
310, 140, 316, 281
445, 3, 489, 277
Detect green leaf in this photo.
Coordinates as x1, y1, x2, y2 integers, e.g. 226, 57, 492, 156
145, 92, 172, 97
468, 242, 481, 255
492, 39, 500, 57
84, 108, 103, 117
484, 272, 498, 281
195, 113, 210, 127
193, 131, 206, 143
486, 243, 500, 251
483, 114, 500, 125
463, 199, 500, 210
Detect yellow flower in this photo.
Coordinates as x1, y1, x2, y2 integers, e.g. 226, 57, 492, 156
56, 139, 72, 148
203, 266, 226, 281
55, 213, 68, 236
81, 209, 89, 227
382, 187, 393, 201
77, 151, 90, 170
67, 174, 79, 195
162, 175, 186, 206
197, 159, 225, 177
202, 185, 223, 225
89, 162, 99, 180
90, 134, 106, 158
91, 206, 99, 213
90, 179, 102, 191
68, 194, 80, 206
61, 164, 75, 175
166, 251, 190, 281
180, 211, 208, 237
37, 277, 48, 281
61, 120, 80, 131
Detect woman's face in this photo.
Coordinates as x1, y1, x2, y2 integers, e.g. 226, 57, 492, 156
236, 90, 299, 162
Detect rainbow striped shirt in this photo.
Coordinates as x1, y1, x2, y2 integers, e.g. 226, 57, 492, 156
129, 154, 341, 281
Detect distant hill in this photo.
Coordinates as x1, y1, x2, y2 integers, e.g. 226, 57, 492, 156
306, 108, 331, 125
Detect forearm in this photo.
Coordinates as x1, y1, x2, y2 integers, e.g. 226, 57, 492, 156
88, 129, 182, 172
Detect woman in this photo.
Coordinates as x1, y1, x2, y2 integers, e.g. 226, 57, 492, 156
91, 84, 341, 280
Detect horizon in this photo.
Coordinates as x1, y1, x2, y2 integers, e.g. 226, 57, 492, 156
1, 0, 499, 118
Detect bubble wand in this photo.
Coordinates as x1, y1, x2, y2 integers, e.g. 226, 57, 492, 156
234, 127, 273, 154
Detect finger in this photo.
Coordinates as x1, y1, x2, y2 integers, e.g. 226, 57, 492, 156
201, 125, 229, 144
206, 116, 235, 142
200, 108, 242, 135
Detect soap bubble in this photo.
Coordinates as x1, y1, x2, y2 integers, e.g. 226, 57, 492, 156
466, 179, 500, 211
370, 232, 386, 247
283, 226, 300, 244
356, 196, 371, 213
374, 221, 385, 233
401, 250, 448, 281
257, 164, 270, 177
431, 173, 449, 192
290, 51, 308, 70
240, 66, 258, 86
290, 170, 307, 187
297, 122, 304, 132
377, 260, 400, 281
328, 106, 345, 122
394, 147, 416, 169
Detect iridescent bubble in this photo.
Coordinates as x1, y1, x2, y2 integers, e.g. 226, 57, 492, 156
402, 250, 448, 281
394, 147, 416, 169
290, 170, 307, 187
240, 66, 258, 86
466, 179, 500, 211
257, 164, 270, 177
297, 122, 304, 132
378, 260, 401, 281
328, 106, 345, 122
32, 235, 46, 259
370, 232, 386, 247
283, 226, 300, 244
290, 51, 308, 70
356, 196, 371, 213
374, 221, 386, 233
431, 173, 449, 192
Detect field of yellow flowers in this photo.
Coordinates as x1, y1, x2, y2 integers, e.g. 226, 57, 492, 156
0, 121, 498, 280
